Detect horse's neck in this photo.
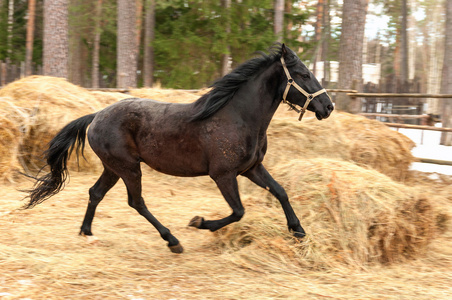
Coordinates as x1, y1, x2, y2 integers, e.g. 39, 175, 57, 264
230, 63, 283, 130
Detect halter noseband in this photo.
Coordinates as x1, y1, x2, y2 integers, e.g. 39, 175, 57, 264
280, 56, 328, 121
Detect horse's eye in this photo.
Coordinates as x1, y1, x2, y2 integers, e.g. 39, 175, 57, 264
301, 73, 310, 80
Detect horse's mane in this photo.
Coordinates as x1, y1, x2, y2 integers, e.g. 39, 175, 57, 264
190, 43, 299, 121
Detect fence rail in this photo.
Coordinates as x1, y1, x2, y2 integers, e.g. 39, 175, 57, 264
416, 158, 452, 166
384, 123, 452, 132
348, 92, 452, 98
360, 113, 426, 119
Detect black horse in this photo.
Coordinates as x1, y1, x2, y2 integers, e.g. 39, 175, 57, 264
24, 44, 333, 253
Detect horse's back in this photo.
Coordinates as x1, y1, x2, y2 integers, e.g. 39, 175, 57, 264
87, 98, 209, 176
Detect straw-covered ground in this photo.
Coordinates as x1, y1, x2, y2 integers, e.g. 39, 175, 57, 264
0, 76, 451, 299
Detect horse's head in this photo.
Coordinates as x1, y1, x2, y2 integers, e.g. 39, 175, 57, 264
279, 44, 334, 120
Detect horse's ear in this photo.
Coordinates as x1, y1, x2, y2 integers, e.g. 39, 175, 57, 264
281, 43, 288, 56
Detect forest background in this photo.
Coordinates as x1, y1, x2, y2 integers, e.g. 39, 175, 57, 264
0, 0, 447, 90
0, 0, 451, 144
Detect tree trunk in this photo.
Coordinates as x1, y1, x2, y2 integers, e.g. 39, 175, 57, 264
408, 0, 417, 81
92, 0, 103, 88
143, 0, 155, 87
322, 0, 330, 86
441, 0, 452, 145
43, 0, 69, 78
117, 0, 138, 88
7, 0, 14, 60
400, 0, 409, 90
421, 19, 430, 94
136, 0, 143, 82
221, 0, 231, 77
25, 0, 36, 76
426, 3, 443, 114
285, 0, 293, 39
336, 0, 368, 113
136, 0, 143, 50
313, 0, 324, 77
274, 0, 284, 42
67, 0, 84, 85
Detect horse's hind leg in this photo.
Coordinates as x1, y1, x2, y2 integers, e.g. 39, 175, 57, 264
120, 164, 183, 253
189, 173, 244, 232
80, 166, 119, 236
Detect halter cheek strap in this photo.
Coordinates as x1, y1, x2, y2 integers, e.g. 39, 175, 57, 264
280, 56, 328, 121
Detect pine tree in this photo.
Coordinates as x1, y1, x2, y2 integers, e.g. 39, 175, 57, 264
336, 0, 368, 112
43, 0, 69, 78
143, 0, 155, 87
91, 0, 102, 88
441, 0, 452, 145
117, 0, 137, 88
25, 0, 36, 76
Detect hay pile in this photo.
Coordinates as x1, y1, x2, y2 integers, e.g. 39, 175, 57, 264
0, 113, 21, 182
90, 90, 130, 104
129, 88, 204, 103
266, 112, 415, 181
218, 158, 443, 270
0, 76, 123, 181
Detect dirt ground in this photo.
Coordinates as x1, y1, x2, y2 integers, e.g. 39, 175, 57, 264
1, 165, 451, 300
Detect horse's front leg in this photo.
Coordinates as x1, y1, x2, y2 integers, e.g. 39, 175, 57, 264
242, 163, 306, 238
189, 174, 245, 232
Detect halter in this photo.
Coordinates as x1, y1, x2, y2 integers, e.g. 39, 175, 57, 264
280, 56, 328, 121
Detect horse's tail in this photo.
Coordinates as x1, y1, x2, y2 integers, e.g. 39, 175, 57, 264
23, 113, 97, 209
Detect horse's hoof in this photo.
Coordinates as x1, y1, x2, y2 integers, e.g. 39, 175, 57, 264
169, 243, 184, 254
293, 231, 306, 239
188, 216, 204, 228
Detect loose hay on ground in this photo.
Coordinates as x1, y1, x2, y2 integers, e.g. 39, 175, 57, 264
218, 158, 444, 271
266, 112, 416, 181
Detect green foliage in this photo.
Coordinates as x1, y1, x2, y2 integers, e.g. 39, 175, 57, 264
1, 0, 310, 88
0, 0, 8, 60
0, 0, 43, 66
153, 0, 280, 88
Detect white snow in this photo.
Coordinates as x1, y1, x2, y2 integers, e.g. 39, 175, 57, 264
390, 124, 452, 176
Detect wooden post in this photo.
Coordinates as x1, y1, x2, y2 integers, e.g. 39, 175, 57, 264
20, 61, 25, 78
350, 79, 361, 113
1, 61, 7, 86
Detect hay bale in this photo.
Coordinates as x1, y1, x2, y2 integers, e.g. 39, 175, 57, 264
90, 91, 131, 104
266, 112, 415, 181
0, 110, 22, 182
217, 158, 442, 270
129, 88, 202, 103
0, 76, 120, 181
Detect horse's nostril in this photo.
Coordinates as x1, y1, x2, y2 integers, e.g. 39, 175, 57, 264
327, 104, 334, 111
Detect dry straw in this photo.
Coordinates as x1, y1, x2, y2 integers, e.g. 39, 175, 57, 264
0, 78, 448, 275
129, 88, 202, 103
0, 76, 125, 181
266, 112, 416, 181
218, 158, 440, 271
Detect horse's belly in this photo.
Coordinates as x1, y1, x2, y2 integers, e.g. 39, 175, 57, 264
140, 147, 208, 177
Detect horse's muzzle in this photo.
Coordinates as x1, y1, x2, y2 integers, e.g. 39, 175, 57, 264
315, 104, 334, 120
